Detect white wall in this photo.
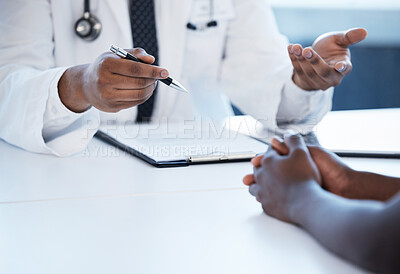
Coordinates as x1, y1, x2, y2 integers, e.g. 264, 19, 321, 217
270, 0, 400, 9
270, 1, 400, 46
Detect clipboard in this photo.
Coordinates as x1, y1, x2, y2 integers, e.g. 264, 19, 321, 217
314, 109, 400, 159
94, 124, 268, 168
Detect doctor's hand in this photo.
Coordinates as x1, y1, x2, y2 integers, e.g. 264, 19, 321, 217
58, 48, 169, 113
288, 28, 367, 91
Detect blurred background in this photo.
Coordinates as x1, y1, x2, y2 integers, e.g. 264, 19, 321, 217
271, 0, 400, 111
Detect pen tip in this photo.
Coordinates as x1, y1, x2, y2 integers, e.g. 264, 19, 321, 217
171, 79, 189, 93
181, 86, 189, 93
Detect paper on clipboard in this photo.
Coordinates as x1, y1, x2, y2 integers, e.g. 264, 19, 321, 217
96, 122, 268, 167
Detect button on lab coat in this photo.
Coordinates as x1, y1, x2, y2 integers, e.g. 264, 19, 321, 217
0, 0, 333, 156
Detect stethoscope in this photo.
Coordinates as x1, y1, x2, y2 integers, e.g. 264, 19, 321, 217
75, 0, 218, 42
75, 0, 102, 41
187, 0, 218, 31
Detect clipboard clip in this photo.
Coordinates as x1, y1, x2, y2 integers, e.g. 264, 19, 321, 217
189, 151, 257, 163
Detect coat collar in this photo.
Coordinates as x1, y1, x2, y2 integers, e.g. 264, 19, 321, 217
105, 0, 192, 74
104, 0, 133, 46
153, 0, 193, 118
156, 0, 192, 76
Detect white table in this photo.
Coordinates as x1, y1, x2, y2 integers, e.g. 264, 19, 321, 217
1, 109, 399, 274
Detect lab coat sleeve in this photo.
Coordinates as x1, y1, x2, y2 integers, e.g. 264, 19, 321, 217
277, 78, 333, 133
0, 0, 100, 156
220, 0, 333, 134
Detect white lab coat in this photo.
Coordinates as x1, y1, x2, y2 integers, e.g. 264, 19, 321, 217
0, 0, 333, 156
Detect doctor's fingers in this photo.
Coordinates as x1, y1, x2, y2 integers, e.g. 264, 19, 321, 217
107, 57, 169, 79
105, 73, 156, 90
334, 59, 353, 76
110, 83, 156, 102
113, 97, 153, 110
101, 89, 155, 112
291, 47, 331, 90
288, 46, 316, 90
301, 48, 343, 87
126, 48, 156, 64
102, 98, 152, 113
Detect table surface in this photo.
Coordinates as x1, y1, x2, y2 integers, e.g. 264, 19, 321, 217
1, 109, 399, 274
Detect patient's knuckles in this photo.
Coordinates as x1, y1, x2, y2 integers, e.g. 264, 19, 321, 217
261, 155, 274, 167
291, 148, 308, 160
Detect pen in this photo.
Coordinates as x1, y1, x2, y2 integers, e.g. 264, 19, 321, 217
110, 45, 188, 93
